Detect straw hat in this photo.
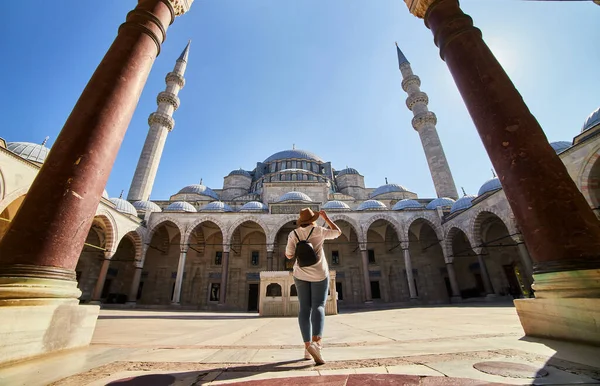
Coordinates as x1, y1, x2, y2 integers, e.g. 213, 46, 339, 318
297, 207, 320, 226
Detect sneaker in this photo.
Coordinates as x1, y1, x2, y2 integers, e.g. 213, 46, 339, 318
306, 342, 325, 365
304, 348, 312, 360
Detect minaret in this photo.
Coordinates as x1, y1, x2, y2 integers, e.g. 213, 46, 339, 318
128, 41, 191, 201
396, 43, 458, 199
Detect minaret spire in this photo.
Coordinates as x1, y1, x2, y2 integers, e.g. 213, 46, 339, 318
396, 42, 458, 199
128, 41, 191, 202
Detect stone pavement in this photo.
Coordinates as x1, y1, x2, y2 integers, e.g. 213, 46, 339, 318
0, 303, 599, 385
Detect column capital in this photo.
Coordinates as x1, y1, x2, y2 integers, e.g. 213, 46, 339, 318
222, 244, 230, 253
512, 233, 525, 243
103, 250, 116, 259
266, 244, 275, 253
404, 0, 437, 19
168, 0, 194, 16
180, 245, 189, 254
134, 260, 144, 269
359, 242, 368, 251
401, 241, 410, 250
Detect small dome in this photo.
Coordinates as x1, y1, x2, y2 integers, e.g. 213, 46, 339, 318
357, 200, 388, 211
264, 149, 323, 163
240, 201, 268, 212
581, 107, 600, 133
277, 191, 312, 202
102, 190, 109, 199
200, 201, 233, 212
370, 183, 409, 198
336, 168, 360, 176
228, 169, 251, 178
176, 184, 219, 200
7, 141, 50, 163
425, 197, 456, 210
165, 201, 196, 212
550, 141, 571, 154
478, 177, 502, 196
450, 195, 476, 214
132, 200, 162, 213
392, 199, 423, 210
322, 200, 351, 210
109, 198, 138, 216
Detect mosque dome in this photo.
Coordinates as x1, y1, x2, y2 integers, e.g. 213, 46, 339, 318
165, 201, 196, 212
450, 195, 476, 214
109, 198, 138, 216
477, 177, 502, 196
581, 107, 600, 133
392, 199, 423, 210
240, 201, 268, 212
357, 200, 388, 211
322, 200, 351, 210
228, 169, 251, 178
176, 184, 219, 200
336, 168, 360, 176
425, 197, 455, 210
277, 191, 312, 202
102, 190, 109, 199
370, 183, 409, 198
264, 149, 323, 163
550, 141, 571, 154
200, 201, 233, 212
7, 140, 50, 163
132, 200, 162, 213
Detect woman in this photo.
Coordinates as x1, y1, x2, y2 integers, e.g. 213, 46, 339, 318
285, 208, 341, 365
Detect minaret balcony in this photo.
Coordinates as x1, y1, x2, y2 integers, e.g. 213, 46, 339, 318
148, 112, 175, 131
406, 92, 429, 110
157, 91, 181, 110
166, 72, 185, 88
412, 111, 437, 131
401, 74, 421, 92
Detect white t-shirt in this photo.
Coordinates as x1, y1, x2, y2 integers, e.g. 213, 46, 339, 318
286, 225, 341, 282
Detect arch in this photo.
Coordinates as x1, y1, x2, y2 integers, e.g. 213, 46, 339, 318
146, 216, 186, 244
471, 209, 515, 249
0, 167, 5, 201
361, 213, 404, 245
328, 214, 361, 241
404, 213, 443, 243
121, 230, 143, 261
578, 146, 600, 209
267, 214, 298, 245
444, 226, 475, 263
266, 283, 282, 297
183, 215, 228, 246
92, 211, 118, 253
0, 186, 29, 214
227, 215, 270, 245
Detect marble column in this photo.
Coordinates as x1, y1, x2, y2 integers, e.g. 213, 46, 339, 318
402, 244, 417, 300
0, 0, 193, 306
267, 249, 274, 271
127, 244, 148, 304
513, 234, 534, 278
91, 251, 115, 303
171, 246, 188, 304
360, 247, 372, 302
477, 253, 494, 296
219, 247, 230, 304
445, 262, 461, 300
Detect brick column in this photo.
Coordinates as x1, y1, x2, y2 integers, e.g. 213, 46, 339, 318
171, 245, 188, 304
402, 243, 417, 300
0, 0, 193, 306
360, 246, 372, 302
91, 251, 115, 303
219, 246, 230, 304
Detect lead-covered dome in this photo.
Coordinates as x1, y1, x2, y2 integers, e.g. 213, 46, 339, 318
322, 200, 350, 210
450, 195, 476, 214
425, 197, 455, 210
240, 201, 268, 212
357, 200, 387, 211
336, 168, 360, 176
392, 199, 423, 210
277, 191, 312, 202
370, 183, 409, 198
176, 184, 219, 200
132, 200, 162, 213
200, 201, 233, 212
165, 201, 196, 212
478, 177, 502, 196
264, 149, 323, 163
550, 141, 571, 154
109, 198, 138, 216
228, 169, 251, 178
7, 141, 50, 163
581, 107, 600, 133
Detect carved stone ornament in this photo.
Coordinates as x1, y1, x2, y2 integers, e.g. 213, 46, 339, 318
166, 72, 185, 88
406, 91, 429, 110
401, 75, 421, 92
169, 0, 194, 16
412, 111, 437, 130
404, 0, 437, 19
148, 111, 175, 131
157, 91, 181, 110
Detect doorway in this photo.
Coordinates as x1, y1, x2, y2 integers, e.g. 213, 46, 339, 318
503, 264, 523, 298
336, 282, 343, 301
370, 281, 381, 299
248, 283, 259, 312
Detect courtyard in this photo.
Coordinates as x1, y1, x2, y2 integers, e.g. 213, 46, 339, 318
0, 303, 598, 385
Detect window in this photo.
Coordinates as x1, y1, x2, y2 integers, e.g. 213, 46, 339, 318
266, 283, 282, 297
332, 250, 340, 265
292, 160, 297, 168
312, 163, 319, 173
368, 249, 376, 264
270, 163, 276, 173
210, 283, 220, 301
251, 251, 259, 266
292, 173, 297, 181
215, 251, 222, 265
303, 174, 308, 181
290, 284, 298, 296
302, 161, 307, 170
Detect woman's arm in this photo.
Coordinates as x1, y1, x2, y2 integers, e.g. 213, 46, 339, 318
319, 210, 341, 233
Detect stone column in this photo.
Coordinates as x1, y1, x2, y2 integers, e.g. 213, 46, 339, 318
360, 246, 372, 302
127, 244, 148, 304
267, 248, 274, 271
0, 0, 193, 307
477, 252, 494, 296
402, 243, 417, 300
219, 246, 230, 304
445, 262, 461, 301
171, 245, 188, 304
90, 251, 115, 303
513, 234, 534, 278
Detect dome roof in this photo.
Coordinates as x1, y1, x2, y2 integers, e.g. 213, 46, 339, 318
228, 169, 251, 178
7, 141, 50, 163
200, 201, 233, 212
450, 195, 476, 214
277, 191, 312, 202
336, 168, 360, 176
425, 197, 456, 210
322, 200, 351, 210
102, 190, 109, 199
264, 149, 323, 163
370, 183, 409, 198
176, 184, 219, 200
357, 200, 388, 211
582, 107, 600, 133
550, 141, 571, 154
478, 177, 502, 196
165, 201, 196, 212
132, 200, 162, 213
392, 199, 423, 210
109, 198, 138, 216
240, 201, 268, 212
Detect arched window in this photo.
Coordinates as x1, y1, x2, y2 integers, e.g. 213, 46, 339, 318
292, 174, 297, 181
303, 174, 308, 181
266, 283, 282, 297
290, 284, 298, 297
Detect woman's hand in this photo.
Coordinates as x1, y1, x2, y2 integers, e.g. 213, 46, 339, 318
319, 210, 328, 218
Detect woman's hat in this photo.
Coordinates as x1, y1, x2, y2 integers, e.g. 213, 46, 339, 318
297, 207, 320, 226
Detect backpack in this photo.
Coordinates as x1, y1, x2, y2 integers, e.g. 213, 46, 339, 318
293, 227, 319, 267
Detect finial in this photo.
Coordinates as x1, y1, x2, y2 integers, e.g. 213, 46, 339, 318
395, 41, 409, 67
200, 178, 203, 185
292, 143, 296, 150
119, 190, 124, 199
491, 169, 497, 178
41, 136, 49, 146
385, 177, 388, 184
178, 40, 191, 62
461, 187, 467, 196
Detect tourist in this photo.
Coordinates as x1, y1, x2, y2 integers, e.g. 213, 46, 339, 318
285, 208, 341, 365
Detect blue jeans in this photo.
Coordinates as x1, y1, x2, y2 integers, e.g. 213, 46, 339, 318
294, 276, 329, 343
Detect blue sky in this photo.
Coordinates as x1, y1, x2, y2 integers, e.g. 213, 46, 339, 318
1, 1, 598, 200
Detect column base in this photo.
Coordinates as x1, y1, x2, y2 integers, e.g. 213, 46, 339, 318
0, 303, 99, 365
514, 297, 600, 345
485, 294, 498, 301
450, 296, 462, 303
89, 300, 102, 305
0, 276, 82, 306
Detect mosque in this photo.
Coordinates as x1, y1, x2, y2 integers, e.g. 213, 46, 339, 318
1, 42, 599, 312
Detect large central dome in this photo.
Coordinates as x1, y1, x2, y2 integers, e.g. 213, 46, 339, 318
263, 149, 323, 163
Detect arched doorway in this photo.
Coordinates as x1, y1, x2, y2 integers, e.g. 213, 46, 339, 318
75, 216, 113, 302
102, 232, 140, 304
448, 227, 486, 299
365, 219, 404, 303
274, 220, 297, 272
0, 195, 25, 241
